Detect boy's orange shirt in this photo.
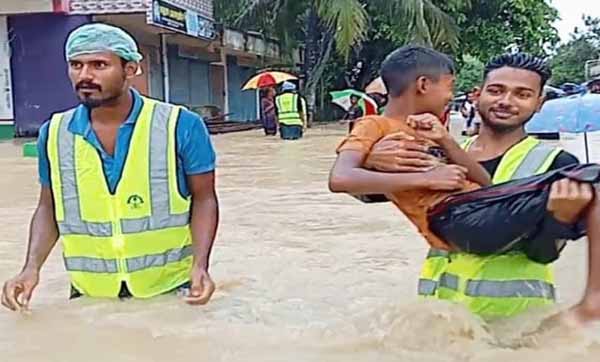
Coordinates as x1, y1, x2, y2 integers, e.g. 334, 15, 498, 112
336, 115, 480, 250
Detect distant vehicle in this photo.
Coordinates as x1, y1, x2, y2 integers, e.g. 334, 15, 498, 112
560, 83, 587, 96
586, 59, 600, 80
544, 85, 565, 100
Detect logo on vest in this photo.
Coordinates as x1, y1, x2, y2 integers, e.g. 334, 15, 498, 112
127, 195, 145, 209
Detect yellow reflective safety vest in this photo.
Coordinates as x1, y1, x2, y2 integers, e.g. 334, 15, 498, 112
418, 136, 563, 320
275, 93, 303, 126
47, 97, 193, 298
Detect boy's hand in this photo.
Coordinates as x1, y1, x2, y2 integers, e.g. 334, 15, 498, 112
424, 165, 467, 191
407, 114, 450, 143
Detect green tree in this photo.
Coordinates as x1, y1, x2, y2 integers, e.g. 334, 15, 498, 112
216, 0, 463, 124
318, 0, 561, 112
550, 16, 600, 85
456, 55, 485, 93
456, 0, 560, 62
324, 0, 560, 98
215, 0, 562, 121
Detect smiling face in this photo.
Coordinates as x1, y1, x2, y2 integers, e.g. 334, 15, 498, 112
68, 52, 137, 108
416, 73, 455, 118
475, 67, 545, 133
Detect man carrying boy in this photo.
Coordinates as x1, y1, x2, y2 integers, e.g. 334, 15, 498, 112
329, 46, 600, 324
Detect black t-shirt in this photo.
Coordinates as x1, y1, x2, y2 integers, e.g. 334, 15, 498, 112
480, 150, 579, 175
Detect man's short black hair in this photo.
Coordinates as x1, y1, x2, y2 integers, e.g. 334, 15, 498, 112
484, 53, 552, 92
380, 45, 455, 97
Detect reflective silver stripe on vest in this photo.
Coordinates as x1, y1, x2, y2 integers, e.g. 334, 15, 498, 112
120, 102, 190, 234
418, 250, 452, 295
439, 273, 459, 290
418, 273, 459, 296
418, 141, 558, 300
511, 143, 556, 179
465, 279, 555, 299
126, 245, 193, 273
56, 110, 113, 237
418, 279, 437, 296
64, 256, 119, 273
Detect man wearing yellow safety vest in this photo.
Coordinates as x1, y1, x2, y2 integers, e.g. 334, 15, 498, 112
275, 81, 307, 140
1, 24, 219, 311
362, 53, 594, 321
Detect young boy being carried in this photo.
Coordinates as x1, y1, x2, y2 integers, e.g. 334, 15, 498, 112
329, 45, 600, 325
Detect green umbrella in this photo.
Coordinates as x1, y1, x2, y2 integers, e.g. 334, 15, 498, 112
330, 89, 378, 115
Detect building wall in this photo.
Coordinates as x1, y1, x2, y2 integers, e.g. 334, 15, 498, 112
0, 0, 67, 14
69, 0, 214, 19
227, 56, 257, 122
69, 0, 151, 14
146, 45, 164, 100
9, 13, 91, 136
168, 44, 210, 109
0, 16, 14, 122
209, 64, 224, 110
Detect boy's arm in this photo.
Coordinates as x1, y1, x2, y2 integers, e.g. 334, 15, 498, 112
329, 150, 467, 194
409, 114, 491, 187
438, 137, 491, 186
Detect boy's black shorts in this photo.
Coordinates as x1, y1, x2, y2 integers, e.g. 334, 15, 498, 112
428, 164, 597, 264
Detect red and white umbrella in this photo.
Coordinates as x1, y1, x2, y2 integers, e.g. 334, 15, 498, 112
242, 71, 297, 90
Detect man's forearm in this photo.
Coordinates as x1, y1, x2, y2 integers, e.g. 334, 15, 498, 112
24, 204, 59, 272
190, 195, 219, 271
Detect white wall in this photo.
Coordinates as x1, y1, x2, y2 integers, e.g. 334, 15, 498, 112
0, 16, 14, 121
0, 0, 56, 14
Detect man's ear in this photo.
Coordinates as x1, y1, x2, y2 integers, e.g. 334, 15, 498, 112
124, 62, 140, 79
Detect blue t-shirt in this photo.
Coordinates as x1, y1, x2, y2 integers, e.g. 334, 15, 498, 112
37, 90, 216, 197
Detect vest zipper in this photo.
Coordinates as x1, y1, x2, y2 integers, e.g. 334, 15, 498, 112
111, 194, 128, 281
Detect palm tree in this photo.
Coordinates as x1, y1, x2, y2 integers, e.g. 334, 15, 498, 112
223, 0, 467, 124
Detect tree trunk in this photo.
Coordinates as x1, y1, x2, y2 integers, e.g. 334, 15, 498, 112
302, 5, 334, 127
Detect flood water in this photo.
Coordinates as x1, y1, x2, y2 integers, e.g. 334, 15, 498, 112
0, 123, 599, 362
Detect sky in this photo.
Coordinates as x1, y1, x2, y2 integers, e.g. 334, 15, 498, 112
552, 0, 600, 42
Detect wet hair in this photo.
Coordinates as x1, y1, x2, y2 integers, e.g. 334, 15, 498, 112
380, 45, 455, 97
484, 53, 552, 93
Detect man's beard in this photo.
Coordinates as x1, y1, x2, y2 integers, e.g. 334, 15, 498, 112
79, 93, 121, 109
75, 76, 126, 109
480, 110, 535, 134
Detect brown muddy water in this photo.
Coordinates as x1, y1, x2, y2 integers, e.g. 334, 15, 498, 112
0, 122, 598, 362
